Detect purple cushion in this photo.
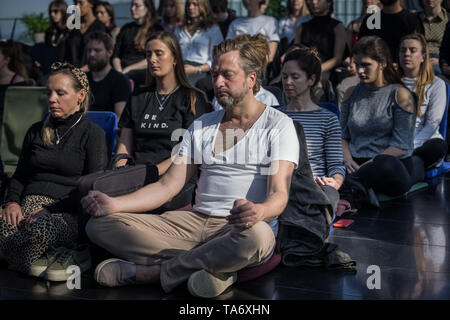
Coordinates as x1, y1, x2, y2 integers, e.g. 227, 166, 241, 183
237, 225, 284, 283
237, 252, 281, 282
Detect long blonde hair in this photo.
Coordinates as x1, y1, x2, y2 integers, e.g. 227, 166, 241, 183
285, 0, 309, 18
42, 66, 90, 146
145, 32, 205, 115
400, 33, 434, 115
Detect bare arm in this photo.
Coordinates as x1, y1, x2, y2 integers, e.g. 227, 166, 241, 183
122, 59, 148, 74
321, 23, 346, 72
268, 41, 279, 63
379, 146, 408, 158
114, 101, 127, 120
346, 23, 355, 51
227, 160, 295, 228
156, 157, 173, 176
184, 63, 210, 75
116, 127, 133, 167
112, 57, 122, 72
342, 138, 360, 174
81, 155, 199, 216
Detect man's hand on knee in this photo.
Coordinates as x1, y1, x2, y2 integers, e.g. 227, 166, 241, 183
81, 191, 118, 217
227, 199, 265, 230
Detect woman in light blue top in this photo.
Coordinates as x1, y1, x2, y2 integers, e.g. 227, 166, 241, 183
278, 0, 311, 52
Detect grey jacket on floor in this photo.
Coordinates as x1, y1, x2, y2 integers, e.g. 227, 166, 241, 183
279, 121, 356, 271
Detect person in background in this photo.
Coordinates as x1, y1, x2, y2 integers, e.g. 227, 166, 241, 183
439, 19, 450, 79
340, 36, 422, 205
399, 33, 448, 169
158, 0, 184, 33
346, 0, 382, 50
0, 40, 28, 86
280, 47, 345, 211
210, 0, 236, 38
112, 0, 163, 89
336, 54, 360, 107
0, 62, 108, 281
95, 1, 121, 40
174, 0, 223, 87
294, 0, 346, 79
64, 0, 108, 68
86, 31, 131, 119
358, 0, 424, 63
45, 0, 69, 64
226, 0, 279, 63
278, 0, 311, 54
417, 0, 448, 75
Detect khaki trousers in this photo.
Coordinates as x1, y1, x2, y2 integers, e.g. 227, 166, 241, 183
86, 210, 276, 292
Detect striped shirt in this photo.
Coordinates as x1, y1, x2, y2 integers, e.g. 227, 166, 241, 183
280, 106, 346, 178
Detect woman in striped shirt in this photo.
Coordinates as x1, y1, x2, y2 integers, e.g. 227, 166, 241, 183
280, 47, 345, 209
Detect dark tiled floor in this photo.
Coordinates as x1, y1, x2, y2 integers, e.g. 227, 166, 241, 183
1, 174, 449, 300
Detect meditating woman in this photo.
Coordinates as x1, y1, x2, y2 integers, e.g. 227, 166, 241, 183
399, 33, 448, 169
0, 63, 108, 280
280, 47, 345, 210
340, 36, 423, 203
115, 32, 209, 210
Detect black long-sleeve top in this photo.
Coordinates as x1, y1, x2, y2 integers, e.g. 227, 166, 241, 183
5, 111, 108, 212
113, 22, 163, 69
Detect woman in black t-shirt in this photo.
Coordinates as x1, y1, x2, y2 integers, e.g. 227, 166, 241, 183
112, 0, 163, 89
117, 32, 209, 211
117, 31, 208, 172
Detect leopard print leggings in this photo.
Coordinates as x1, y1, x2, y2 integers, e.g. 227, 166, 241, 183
0, 195, 78, 274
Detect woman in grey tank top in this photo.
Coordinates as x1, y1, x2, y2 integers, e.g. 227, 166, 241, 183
339, 36, 424, 207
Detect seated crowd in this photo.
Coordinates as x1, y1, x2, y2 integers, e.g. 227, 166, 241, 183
0, 0, 449, 298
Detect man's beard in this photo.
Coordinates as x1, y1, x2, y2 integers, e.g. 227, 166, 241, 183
216, 84, 248, 110
88, 57, 108, 72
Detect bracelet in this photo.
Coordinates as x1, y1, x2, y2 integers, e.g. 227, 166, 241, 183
198, 66, 202, 74
2, 202, 18, 209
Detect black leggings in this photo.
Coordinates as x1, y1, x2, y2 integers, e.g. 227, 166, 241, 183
413, 138, 448, 168
353, 154, 424, 197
